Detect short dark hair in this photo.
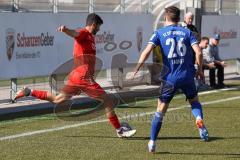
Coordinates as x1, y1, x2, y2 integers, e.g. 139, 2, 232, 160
86, 13, 103, 26
164, 6, 180, 23
201, 36, 209, 41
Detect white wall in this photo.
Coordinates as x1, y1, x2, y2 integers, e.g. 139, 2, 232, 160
0, 13, 153, 79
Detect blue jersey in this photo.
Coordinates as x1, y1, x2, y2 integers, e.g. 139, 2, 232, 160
149, 25, 198, 83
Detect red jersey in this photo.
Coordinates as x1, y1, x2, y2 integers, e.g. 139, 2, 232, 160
64, 28, 105, 98
72, 28, 96, 77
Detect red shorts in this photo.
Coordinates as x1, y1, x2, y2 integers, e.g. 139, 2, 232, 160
61, 70, 105, 98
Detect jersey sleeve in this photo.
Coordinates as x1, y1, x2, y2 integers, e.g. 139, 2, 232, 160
148, 31, 160, 47
74, 29, 86, 42
189, 30, 198, 46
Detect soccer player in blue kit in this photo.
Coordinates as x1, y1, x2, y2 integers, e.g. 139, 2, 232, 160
133, 6, 209, 153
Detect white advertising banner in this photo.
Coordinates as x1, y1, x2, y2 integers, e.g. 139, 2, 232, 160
201, 15, 240, 60
0, 13, 153, 79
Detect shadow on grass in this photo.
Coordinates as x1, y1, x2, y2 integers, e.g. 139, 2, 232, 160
223, 84, 240, 89
155, 151, 240, 158
125, 136, 225, 142
65, 135, 231, 142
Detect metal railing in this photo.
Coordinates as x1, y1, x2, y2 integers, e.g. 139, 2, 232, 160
1, 0, 240, 15
202, 0, 240, 15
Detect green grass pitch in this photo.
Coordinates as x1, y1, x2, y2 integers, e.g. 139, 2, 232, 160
0, 88, 240, 160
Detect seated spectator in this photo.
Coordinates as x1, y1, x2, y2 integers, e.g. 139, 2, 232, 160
202, 34, 227, 88
197, 36, 209, 89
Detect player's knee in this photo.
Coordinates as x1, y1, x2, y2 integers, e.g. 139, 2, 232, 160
53, 99, 63, 104
157, 101, 169, 113
188, 96, 199, 104
101, 94, 115, 106
190, 100, 202, 108
53, 95, 69, 104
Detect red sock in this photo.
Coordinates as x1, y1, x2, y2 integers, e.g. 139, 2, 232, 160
31, 90, 48, 100
108, 114, 121, 129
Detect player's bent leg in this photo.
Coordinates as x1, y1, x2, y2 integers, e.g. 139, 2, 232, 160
148, 81, 174, 153
94, 93, 136, 138
94, 93, 116, 117
188, 97, 209, 141
149, 99, 169, 153
81, 78, 136, 138
66, 79, 116, 124
90, 92, 121, 129
68, 74, 136, 137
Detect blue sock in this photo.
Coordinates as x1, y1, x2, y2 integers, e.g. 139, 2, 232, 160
191, 101, 203, 119
150, 112, 163, 141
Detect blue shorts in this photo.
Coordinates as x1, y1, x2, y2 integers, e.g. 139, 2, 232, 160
159, 79, 197, 103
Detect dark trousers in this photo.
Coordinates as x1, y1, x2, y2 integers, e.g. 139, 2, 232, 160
204, 63, 224, 87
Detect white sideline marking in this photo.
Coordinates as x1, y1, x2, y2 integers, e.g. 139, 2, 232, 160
198, 87, 240, 95
1, 95, 240, 141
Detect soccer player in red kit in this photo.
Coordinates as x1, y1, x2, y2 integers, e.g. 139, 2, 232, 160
14, 13, 136, 138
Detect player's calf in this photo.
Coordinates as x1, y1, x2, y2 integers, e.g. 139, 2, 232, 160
14, 87, 48, 101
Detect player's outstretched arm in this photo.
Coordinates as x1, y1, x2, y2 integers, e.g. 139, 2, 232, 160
57, 25, 79, 38
192, 44, 204, 80
133, 43, 154, 77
